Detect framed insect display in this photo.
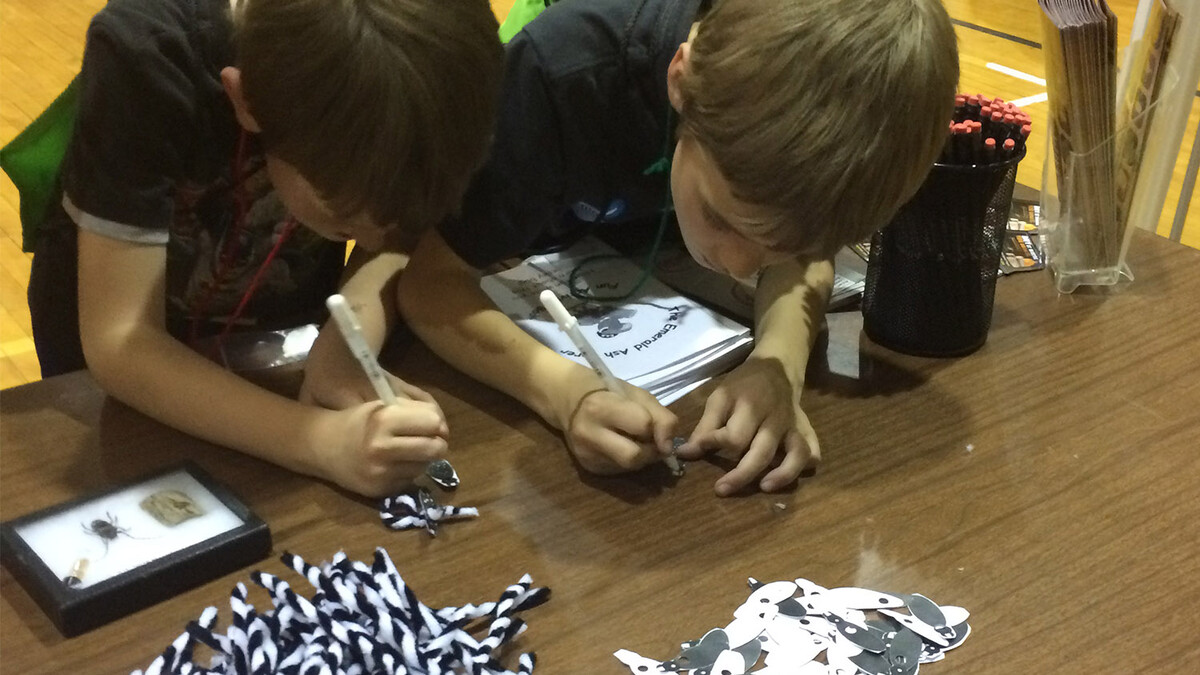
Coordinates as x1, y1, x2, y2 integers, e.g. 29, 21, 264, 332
0, 462, 270, 637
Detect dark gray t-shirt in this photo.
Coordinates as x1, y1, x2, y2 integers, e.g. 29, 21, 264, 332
42, 0, 345, 341
438, 0, 703, 269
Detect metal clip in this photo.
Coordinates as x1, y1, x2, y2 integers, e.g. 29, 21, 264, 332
425, 459, 460, 489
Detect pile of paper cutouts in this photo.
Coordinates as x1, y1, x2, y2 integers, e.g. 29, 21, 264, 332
614, 577, 970, 674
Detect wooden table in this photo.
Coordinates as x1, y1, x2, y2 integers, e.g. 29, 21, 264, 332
3, 229, 1199, 673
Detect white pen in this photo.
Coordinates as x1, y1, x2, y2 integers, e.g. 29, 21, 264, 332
538, 289, 684, 476
326, 294, 460, 489
326, 294, 406, 404
539, 290, 623, 394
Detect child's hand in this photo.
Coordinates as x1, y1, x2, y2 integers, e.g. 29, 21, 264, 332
677, 357, 819, 496
308, 399, 449, 498
557, 368, 678, 474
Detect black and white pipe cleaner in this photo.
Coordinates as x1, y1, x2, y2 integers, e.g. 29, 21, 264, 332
132, 548, 549, 675
380, 493, 479, 536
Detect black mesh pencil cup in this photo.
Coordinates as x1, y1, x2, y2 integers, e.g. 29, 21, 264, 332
862, 149, 1023, 357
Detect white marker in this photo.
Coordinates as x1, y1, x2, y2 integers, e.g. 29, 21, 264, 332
539, 290, 624, 393
538, 290, 684, 476
326, 294, 405, 405
327, 294, 460, 489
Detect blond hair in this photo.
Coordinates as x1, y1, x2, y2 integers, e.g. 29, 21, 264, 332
678, 0, 959, 257
234, 0, 503, 231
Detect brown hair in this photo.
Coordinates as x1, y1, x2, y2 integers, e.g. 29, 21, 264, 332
678, 0, 959, 257
233, 0, 504, 231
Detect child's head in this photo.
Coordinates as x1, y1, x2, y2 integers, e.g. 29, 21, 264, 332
222, 0, 503, 249
667, 0, 958, 278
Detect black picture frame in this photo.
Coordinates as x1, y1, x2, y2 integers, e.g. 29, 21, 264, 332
0, 462, 271, 637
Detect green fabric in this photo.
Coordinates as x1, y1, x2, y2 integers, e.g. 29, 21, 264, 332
0, 77, 80, 252
498, 0, 552, 43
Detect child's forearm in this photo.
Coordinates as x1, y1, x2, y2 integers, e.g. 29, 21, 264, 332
409, 296, 578, 425
750, 258, 834, 387
85, 320, 330, 475
397, 231, 584, 428
332, 246, 408, 354
76, 229, 329, 475
300, 246, 409, 407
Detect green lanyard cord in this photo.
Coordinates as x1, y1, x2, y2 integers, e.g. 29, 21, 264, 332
568, 105, 676, 302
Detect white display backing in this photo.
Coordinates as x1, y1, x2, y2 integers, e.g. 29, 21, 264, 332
15, 470, 245, 589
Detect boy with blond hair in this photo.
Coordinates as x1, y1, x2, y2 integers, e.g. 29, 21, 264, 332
27, 0, 503, 497
397, 0, 958, 495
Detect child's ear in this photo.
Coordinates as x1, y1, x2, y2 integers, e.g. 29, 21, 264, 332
220, 66, 261, 133
666, 42, 692, 113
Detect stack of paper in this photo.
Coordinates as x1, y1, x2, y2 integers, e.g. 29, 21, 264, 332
480, 238, 753, 404
1040, 0, 1121, 267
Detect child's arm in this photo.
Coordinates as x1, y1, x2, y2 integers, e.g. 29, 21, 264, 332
299, 245, 432, 410
76, 229, 448, 498
677, 258, 833, 496
397, 230, 677, 473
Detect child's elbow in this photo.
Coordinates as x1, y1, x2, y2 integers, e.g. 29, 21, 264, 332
394, 265, 432, 324
78, 326, 131, 391
395, 239, 478, 325
77, 314, 157, 393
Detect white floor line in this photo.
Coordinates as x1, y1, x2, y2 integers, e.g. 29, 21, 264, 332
986, 62, 1047, 86
1010, 92, 1049, 107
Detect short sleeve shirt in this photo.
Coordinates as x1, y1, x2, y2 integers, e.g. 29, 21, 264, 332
52, 0, 346, 340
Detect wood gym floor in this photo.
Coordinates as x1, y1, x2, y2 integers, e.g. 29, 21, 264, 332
1, 0, 1197, 388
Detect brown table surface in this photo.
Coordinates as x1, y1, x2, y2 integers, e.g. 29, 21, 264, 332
3, 229, 1199, 673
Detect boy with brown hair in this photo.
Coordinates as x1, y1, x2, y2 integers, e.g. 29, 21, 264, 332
26, 0, 503, 497
397, 0, 958, 495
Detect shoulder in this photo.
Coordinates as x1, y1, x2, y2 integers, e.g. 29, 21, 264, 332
78, 0, 232, 109
515, 0, 649, 76
515, 0, 699, 78
84, 0, 224, 61
88, 0, 196, 37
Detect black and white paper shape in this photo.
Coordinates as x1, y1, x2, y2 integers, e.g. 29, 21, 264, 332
614, 578, 971, 674
132, 548, 549, 675
425, 459, 461, 490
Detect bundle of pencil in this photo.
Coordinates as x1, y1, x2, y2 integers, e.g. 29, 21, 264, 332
939, 94, 1033, 166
